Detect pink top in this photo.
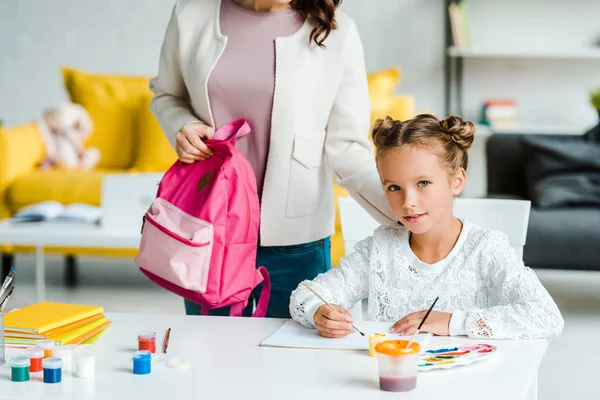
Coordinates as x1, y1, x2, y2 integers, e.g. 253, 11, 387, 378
207, 0, 304, 196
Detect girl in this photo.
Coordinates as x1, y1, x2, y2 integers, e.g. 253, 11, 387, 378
150, 0, 395, 318
290, 114, 564, 339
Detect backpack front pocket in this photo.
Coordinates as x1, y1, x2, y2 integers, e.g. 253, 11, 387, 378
135, 198, 213, 293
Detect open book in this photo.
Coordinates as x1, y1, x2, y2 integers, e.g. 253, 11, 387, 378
12, 201, 102, 224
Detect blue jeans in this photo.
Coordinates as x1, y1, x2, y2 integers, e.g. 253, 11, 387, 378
184, 237, 331, 318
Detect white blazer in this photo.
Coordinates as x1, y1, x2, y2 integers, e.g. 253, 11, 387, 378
150, 0, 395, 246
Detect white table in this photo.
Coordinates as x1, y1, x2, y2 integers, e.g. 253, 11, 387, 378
1, 313, 546, 399
0, 220, 141, 301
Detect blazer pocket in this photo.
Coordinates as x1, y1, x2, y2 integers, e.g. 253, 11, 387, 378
286, 132, 329, 218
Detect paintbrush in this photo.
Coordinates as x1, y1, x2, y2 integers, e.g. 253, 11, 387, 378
301, 282, 365, 337
405, 296, 439, 349
0, 286, 15, 312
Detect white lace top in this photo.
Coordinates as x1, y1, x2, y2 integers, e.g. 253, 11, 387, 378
290, 221, 564, 339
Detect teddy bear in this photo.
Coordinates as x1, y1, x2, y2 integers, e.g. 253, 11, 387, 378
38, 102, 101, 170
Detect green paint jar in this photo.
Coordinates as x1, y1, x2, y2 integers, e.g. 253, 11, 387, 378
11, 356, 30, 382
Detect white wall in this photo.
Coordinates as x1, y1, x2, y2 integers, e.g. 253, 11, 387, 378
341, 0, 445, 116
459, 0, 600, 128
0, 0, 445, 126
0, 0, 175, 125
1, 0, 598, 130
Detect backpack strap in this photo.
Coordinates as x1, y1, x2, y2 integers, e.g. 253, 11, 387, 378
212, 119, 251, 145
229, 266, 271, 318
252, 267, 271, 318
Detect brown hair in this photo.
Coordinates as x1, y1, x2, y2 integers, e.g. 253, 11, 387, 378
371, 114, 476, 173
291, 0, 342, 47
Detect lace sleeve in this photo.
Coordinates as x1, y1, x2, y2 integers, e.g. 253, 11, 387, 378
289, 235, 372, 327
464, 231, 565, 339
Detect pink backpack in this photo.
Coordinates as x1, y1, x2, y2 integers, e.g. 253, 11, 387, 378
135, 119, 270, 317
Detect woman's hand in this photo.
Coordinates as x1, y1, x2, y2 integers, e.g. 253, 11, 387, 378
175, 122, 215, 163
314, 304, 355, 338
391, 310, 452, 336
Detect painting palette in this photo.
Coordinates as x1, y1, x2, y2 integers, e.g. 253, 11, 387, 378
418, 343, 497, 371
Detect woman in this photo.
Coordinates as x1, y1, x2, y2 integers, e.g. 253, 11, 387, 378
150, 0, 395, 318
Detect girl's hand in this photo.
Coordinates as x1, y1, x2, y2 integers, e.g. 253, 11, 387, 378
391, 310, 452, 336
175, 122, 215, 163
314, 304, 355, 338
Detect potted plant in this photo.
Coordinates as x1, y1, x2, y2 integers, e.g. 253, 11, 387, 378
586, 87, 600, 141
591, 87, 600, 118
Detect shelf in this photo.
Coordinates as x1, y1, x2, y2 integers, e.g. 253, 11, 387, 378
448, 46, 600, 60
475, 123, 591, 136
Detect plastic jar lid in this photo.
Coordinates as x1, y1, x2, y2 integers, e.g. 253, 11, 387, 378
76, 353, 95, 365
11, 356, 31, 368
25, 347, 45, 358
36, 340, 56, 349
42, 358, 63, 369
132, 350, 152, 360
375, 340, 421, 356
74, 348, 94, 358
167, 357, 190, 370
369, 333, 387, 339
53, 345, 74, 357
138, 332, 156, 340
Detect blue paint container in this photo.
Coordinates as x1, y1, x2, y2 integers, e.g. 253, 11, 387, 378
132, 350, 151, 375
42, 357, 62, 384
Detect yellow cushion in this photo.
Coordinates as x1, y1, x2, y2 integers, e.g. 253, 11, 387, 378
131, 94, 178, 172
367, 67, 401, 120
6, 168, 121, 213
367, 67, 401, 98
62, 67, 151, 169
388, 95, 416, 122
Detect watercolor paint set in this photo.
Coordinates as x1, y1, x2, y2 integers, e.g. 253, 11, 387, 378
418, 343, 497, 371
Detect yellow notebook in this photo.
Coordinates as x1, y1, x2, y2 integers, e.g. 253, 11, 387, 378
52, 317, 108, 345
5, 314, 105, 340
69, 320, 112, 345
4, 302, 104, 333
82, 327, 109, 345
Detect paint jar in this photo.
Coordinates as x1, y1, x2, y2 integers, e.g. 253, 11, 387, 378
25, 347, 44, 372
53, 345, 74, 374
42, 357, 63, 384
137, 331, 156, 353
369, 333, 387, 357
74, 347, 96, 379
11, 356, 30, 382
132, 350, 152, 375
375, 340, 421, 392
36, 339, 55, 358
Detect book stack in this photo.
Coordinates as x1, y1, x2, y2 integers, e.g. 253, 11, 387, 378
3, 302, 111, 347
448, 1, 471, 49
480, 99, 519, 130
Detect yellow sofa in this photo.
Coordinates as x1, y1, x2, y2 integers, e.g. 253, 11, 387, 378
0, 67, 177, 265
0, 67, 415, 270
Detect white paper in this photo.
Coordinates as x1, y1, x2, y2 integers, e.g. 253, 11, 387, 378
261, 320, 430, 351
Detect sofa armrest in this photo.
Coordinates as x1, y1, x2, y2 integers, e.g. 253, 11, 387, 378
486, 133, 528, 198
0, 123, 45, 218
486, 132, 589, 199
